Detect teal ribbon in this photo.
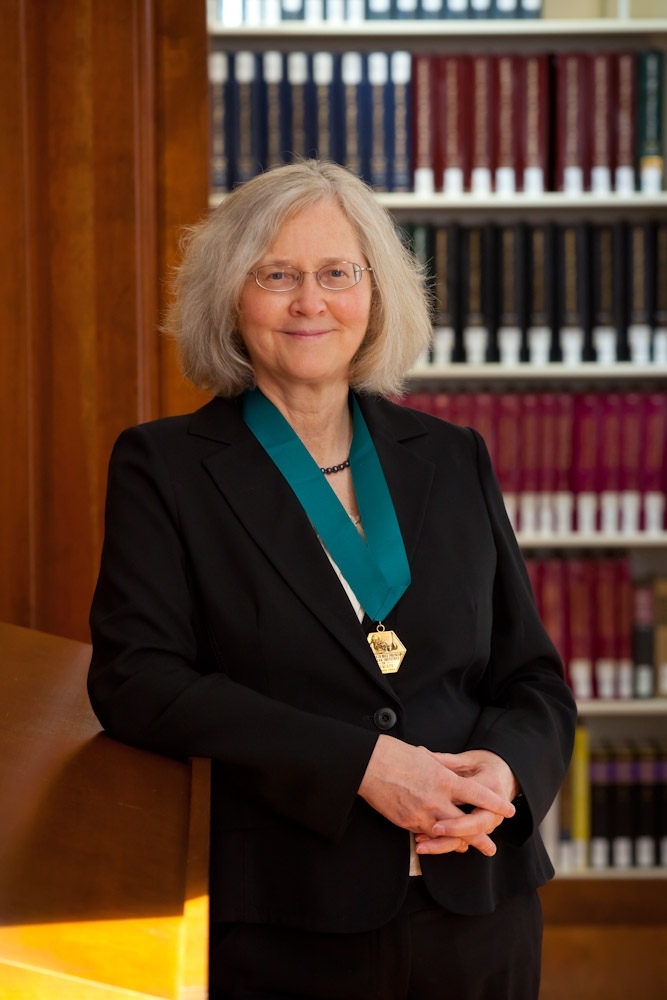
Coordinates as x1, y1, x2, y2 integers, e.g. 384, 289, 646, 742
242, 388, 411, 622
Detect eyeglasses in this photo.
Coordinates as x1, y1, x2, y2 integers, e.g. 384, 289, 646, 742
248, 261, 373, 292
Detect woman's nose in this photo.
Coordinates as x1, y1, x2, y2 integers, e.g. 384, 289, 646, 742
288, 272, 327, 312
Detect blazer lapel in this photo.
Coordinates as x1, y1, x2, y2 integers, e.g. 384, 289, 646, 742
189, 395, 435, 694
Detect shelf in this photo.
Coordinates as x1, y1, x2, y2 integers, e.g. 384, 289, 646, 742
516, 532, 667, 550
210, 192, 667, 217
554, 866, 667, 880
406, 363, 667, 383
576, 698, 667, 716
209, 19, 667, 53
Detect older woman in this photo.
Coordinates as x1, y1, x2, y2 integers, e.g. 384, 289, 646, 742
88, 160, 576, 1000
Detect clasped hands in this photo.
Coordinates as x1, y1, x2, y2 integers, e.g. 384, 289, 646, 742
358, 735, 520, 858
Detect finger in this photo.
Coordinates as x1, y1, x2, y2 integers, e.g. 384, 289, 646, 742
451, 774, 515, 818
417, 833, 496, 857
431, 809, 502, 840
414, 835, 469, 855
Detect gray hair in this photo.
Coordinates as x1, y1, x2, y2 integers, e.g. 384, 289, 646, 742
165, 160, 433, 397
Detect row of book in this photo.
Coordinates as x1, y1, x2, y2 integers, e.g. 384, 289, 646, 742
525, 559, 667, 701
412, 49, 664, 196
404, 221, 667, 367
401, 392, 667, 537
209, 48, 665, 196
543, 728, 667, 871
208, 0, 544, 24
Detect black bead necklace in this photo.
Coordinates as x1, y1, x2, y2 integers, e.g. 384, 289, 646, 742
320, 458, 351, 475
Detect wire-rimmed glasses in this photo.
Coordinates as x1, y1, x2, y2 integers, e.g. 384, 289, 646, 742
248, 261, 373, 292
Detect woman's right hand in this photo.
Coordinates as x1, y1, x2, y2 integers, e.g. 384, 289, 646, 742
357, 735, 516, 857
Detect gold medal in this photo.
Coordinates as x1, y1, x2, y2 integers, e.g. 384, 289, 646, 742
367, 622, 406, 674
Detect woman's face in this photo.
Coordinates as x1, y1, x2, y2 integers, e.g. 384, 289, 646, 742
238, 200, 372, 396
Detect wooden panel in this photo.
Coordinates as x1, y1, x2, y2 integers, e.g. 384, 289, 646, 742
541, 927, 667, 1000
0, 621, 209, 999
0, 0, 209, 643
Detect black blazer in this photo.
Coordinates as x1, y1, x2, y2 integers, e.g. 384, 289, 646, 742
88, 393, 576, 932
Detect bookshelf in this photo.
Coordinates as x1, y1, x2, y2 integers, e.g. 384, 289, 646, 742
208, 5, 667, 909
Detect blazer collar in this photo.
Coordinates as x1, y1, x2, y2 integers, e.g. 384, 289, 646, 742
190, 394, 435, 693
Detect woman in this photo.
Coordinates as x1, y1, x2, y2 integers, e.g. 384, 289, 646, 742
88, 159, 576, 999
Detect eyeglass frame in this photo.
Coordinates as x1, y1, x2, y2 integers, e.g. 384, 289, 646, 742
247, 261, 373, 292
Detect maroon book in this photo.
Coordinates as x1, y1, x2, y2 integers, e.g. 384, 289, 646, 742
518, 394, 541, 535
496, 394, 521, 530
493, 54, 520, 195
641, 393, 667, 532
555, 53, 588, 194
412, 54, 437, 195
469, 55, 493, 195
588, 52, 614, 195
594, 559, 618, 699
613, 52, 637, 194
518, 53, 549, 195
567, 558, 595, 699
572, 394, 601, 534
434, 55, 470, 196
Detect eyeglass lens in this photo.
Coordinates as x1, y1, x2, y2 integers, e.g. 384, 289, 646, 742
254, 261, 362, 291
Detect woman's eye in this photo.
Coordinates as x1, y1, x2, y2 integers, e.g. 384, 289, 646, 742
268, 271, 286, 281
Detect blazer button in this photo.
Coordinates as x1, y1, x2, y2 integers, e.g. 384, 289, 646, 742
373, 707, 397, 731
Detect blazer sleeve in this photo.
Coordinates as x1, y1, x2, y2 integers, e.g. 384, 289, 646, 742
464, 428, 577, 846
88, 425, 378, 842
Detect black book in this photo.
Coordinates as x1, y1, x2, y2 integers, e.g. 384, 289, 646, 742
610, 740, 637, 868
555, 222, 592, 364
432, 224, 462, 365
230, 51, 265, 186
591, 224, 617, 364
496, 224, 527, 366
590, 742, 613, 870
626, 222, 656, 364
461, 225, 497, 365
635, 741, 660, 868
526, 224, 557, 365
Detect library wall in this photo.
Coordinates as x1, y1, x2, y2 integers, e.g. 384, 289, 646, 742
0, 0, 209, 643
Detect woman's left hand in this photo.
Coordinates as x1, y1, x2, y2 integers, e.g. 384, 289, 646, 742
415, 749, 520, 856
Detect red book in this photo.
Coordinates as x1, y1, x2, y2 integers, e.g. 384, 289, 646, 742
518, 53, 549, 195
524, 557, 540, 608
450, 393, 474, 428
540, 559, 570, 680
615, 558, 634, 700
469, 55, 493, 196
412, 54, 436, 195
518, 394, 541, 535
434, 55, 469, 196
406, 392, 435, 415
493, 54, 519, 195
567, 559, 595, 699
553, 394, 575, 535
641, 393, 667, 532
431, 392, 452, 423
572, 394, 601, 534
613, 52, 637, 194
598, 394, 621, 535
619, 393, 644, 534
496, 394, 521, 530
555, 53, 588, 194
594, 559, 618, 699
588, 52, 614, 195
470, 393, 498, 471
538, 393, 557, 536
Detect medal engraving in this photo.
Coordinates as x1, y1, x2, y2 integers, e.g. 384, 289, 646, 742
367, 624, 406, 674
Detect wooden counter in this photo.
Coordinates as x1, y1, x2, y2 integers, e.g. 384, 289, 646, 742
0, 622, 209, 999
